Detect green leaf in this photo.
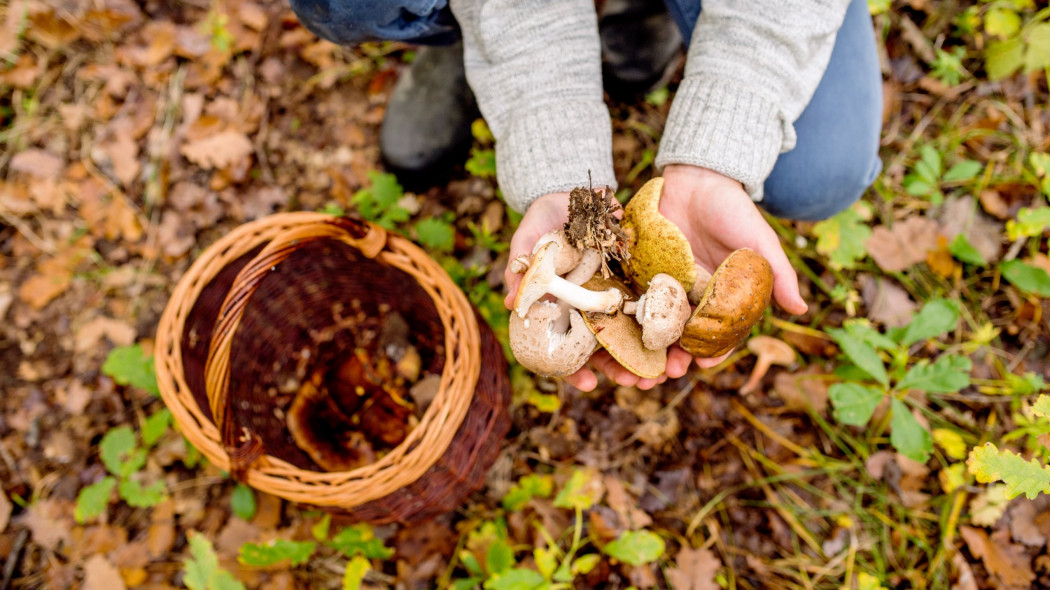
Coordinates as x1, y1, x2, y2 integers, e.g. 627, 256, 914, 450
525, 391, 560, 413
415, 217, 456, 253
949, 233, 986, 266
342, 555, 371, 590
572, 553, 601, 575
239, 539, 317, 567
890, 399, 933, 463
843, 321, 899, 351
483, 568, 545, 590
534, 546, 558, 579
932, 428, 968, 461
118, 478, 167, 507
231, 483, 256, 521
827, 329, 888, 386
185, 534, 247, 590
452, 578, 485, 590
1032, 395, 1050, 419
1024, 23, 1050, 72
99, 426, 146, 478
985, 7, 1022, 37
465, 148, 496, 179
829, 383, 885, 426
486, 538, 515, 575
75, 477, 117, 523
968, 442, 1050, 499
352, 172, 408, 229
553, 469, 600, 511
917, 146, 943, 181
1000, 259, 1050, 297
943, 160, 982, 183
1031, 152, 1050, 177
311, 514, 332, 541
461, 550, 485, 577
602, 530, 665, 566
896, 355, 972, 393
328, 524, 394, 559
857, 572, 889, 590
102, 344, 160, 395
1006, 207, 1050, 240
502, 474, 554, 511
903, 175, 936, 197
813, 208, 872, 270
985, 36, 1025, 79
901, 299, 960, 347
141, 408, 172, 447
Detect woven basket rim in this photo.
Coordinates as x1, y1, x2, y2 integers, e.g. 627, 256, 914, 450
154, 212, 481, 507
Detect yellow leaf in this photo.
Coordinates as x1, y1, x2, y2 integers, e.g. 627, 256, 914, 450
932, 428, 967, 460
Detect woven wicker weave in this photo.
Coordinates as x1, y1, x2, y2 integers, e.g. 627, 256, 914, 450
155, 212, 511, 523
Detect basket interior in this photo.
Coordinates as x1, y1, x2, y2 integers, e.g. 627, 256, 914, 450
179, 239, 447, 470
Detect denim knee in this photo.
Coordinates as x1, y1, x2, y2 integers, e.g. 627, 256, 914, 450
289, 0, 458, 46
759, 150, 881, 222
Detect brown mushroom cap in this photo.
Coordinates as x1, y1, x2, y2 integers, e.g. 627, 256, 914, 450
510, 300, 598, 377
678, 248, 774, 358
622, 177, 698, 292
739, 335, 795, 394
287, 375, 376, 471
580, 275, 667, 379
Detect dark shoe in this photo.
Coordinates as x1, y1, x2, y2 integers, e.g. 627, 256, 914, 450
380, 41, 479, 189
599, 0, 683, 101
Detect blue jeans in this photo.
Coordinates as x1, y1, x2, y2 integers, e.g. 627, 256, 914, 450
289, 0, 882, 222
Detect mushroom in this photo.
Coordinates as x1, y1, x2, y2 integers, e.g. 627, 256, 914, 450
679, 248, 774, 358
579, 275, 667, 379
623, 273, 691, 350
287, 373, 376, 471
513, 241, 624, 318
686, 264, 713, 305
621, 177, 699, 292
509, 300, 598, 377
739, 336, 796, 395
509, 230, 584, 275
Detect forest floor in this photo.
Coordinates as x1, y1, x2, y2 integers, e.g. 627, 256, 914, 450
2, 0, 1050, 589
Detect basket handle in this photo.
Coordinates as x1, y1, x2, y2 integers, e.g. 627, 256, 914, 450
202, 216, 388, 478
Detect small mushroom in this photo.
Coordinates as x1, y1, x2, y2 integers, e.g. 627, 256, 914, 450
679, 248, 774, 358
622, 177, 698, 292
580, 275, 667, 379
513, 241, 624, 318
739, 336, 795, 395
623, 273, 691, 350
509, 300, 598, 377
509, 230, 583, 275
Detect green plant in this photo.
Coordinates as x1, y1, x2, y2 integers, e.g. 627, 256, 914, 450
812, 206, 872, 270
968, 394, 1050, 498
352, 171, 410, 229
826, 299, 972, 462
982, 5, 1050, 80
930, 46, 971, 86
102, 343, 160, 396
184, 533, 245, 590
901, 145, 983, 205
415, 213, 457, 253
466, 148, 497, 179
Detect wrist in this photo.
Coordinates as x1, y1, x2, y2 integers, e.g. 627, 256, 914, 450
662, 164, 743, 191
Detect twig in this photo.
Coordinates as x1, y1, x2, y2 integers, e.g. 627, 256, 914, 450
0, 206, 55, 255
0, 529, 29, 590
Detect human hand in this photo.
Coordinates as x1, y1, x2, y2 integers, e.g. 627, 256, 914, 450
659, 164, 808, 368
503, 192, 693, 392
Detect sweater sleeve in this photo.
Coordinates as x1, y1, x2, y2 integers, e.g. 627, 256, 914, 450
655, 0, 852, 200
449, 0, 615, 213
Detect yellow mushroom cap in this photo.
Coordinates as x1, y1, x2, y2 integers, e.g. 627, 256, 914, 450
622, 177, 698, 292
580, 275, 666, 379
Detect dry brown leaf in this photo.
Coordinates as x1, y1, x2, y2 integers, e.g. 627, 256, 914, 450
866, 216, 942, 272
0, 53, 40, 88
75, 316, 136, 352
0, 490, 11, 534
771, 367, 829, 413
11, 148, 63, 180
1, 0, 26, 57
157, 211, 196, 259
860, 275, 917, 328
18, 240, 91, 310
216, 518, 260, 557
603, 475, 652, 530
238, 186, 286, 220
19, 498, 74, 551
664, 546, 720, 590
98, 121, 141, 188
978, 188, 1012, 219
952, 551, 978, 590
970, 485, 1010, 527
27, 8, 80, 49
925, 236, 956, 277
938, 196, 1004, 264
959, 526, 1034, 590
1008, 500, 1047, 547
865, 450, 895, 479
83, 554, 127, 590
181, 129, 253, 170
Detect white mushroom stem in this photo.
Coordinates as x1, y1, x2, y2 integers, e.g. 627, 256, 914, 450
534, 230, 583, 275
687, 264, 714, 305
739, 336, 796, 395
514, 242, 623, 318
564, 249, 602, 285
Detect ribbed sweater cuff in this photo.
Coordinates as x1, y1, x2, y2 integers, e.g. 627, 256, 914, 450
655, 76, 791, 201
497, 99, 616, 213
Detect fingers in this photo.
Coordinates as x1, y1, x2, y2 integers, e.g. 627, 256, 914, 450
694, 351, 731, 369
666, 347, 693, 379
564, 367, 598, 392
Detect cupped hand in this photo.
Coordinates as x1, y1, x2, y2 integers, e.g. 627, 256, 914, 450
502, 192, 693, 392
659, 164, 808, 368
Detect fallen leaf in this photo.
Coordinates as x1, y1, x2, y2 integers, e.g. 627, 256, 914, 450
959, 526, 1034, 590
861, 275, 917, 328
772, 367, 829, 413
951, 551, 978, 590
216, 517, 259, 557
83, 554, 128, 590
1008, 500, 1047, 547
98, 120, 141, 188
148, 499, 177, 558
75, 316, 136, 353
181, 129, 253, 170
664, 546, 720, 590
970, 484, 1010, 527
0, 53, 40, 88
1, 0, 26, 57
27, 8, 80, 49
866, 216, 942, 272
238, 186, 285, 220
978, 188, 1011, 219
603, 475, 652, 530
865, 450, 895, 479
18, 240, 91, 309
926, 236, 956, 277
19, 498, 74, 551
937, 195, 1004, 264
0, 491, 11, 533
10, 148, 64, 180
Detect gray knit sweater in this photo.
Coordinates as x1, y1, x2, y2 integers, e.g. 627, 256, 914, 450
449, 0, 852, 213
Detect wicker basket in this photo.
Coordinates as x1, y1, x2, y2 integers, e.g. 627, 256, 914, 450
154, 212, 511, 523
